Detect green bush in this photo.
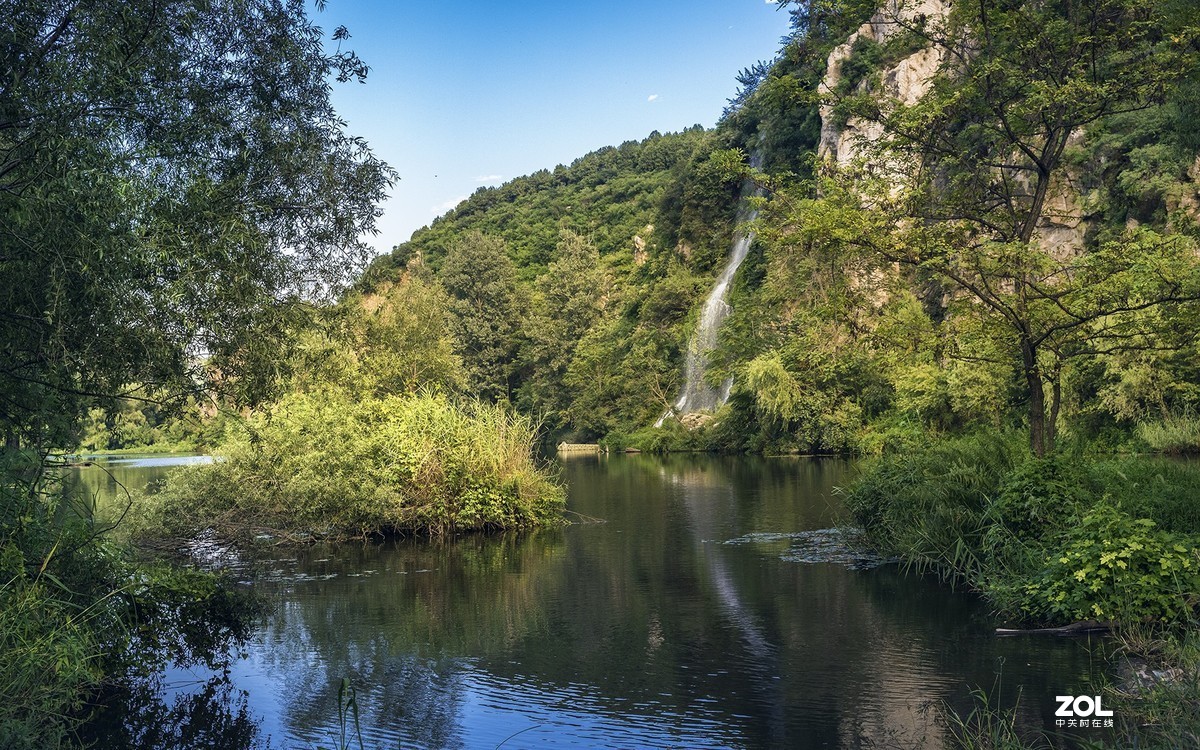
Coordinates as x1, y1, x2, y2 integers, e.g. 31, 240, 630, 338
844, 433, 1200, 626
835, 37, 883, 97
148, 391, 566, 539
988, 456, 1090, 539
1023, 502, 1200, 623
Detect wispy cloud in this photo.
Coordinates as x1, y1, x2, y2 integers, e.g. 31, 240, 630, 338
647, 94, 659, 102
431, 195, 468, 214
474, 174, 502, 183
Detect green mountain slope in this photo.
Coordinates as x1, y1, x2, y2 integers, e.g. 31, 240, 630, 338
361, 127, 756, 439
357, 0, 1200, 455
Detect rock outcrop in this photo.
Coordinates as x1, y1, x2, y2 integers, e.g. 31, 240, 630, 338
818, 0, 949, 166
816, 0, 1089, 256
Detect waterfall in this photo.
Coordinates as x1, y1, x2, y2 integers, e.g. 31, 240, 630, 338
657, 155, 763, 427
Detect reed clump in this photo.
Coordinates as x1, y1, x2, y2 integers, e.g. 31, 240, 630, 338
146, 391, 566, 541
1137, 413, 1200, 455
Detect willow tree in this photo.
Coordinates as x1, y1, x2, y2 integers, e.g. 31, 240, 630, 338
0, 3, 393, 737
817, 0, 1200, 456
0, 0, 394, 454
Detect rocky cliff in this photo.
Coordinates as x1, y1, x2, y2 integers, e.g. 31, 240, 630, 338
815, 0, 1091, 256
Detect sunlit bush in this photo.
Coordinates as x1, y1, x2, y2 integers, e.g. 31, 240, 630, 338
150, 391, 565, 539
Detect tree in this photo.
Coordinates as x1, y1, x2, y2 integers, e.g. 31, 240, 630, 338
291, 275, 466, 398
813, 0, 1200, 455
0, 4, 390, 734
0, 0, 394, 452
439, 231, 524, 402
518, 231, 609, 428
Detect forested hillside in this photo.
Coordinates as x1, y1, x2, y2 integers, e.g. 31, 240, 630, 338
361, 126, 750, 438
357, 0, 1200, 458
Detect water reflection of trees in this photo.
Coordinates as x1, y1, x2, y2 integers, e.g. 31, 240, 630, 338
80, 674, 267, 750
582, 455, 1103, 749
245, 531, 568, 746
94, 455, 1105, 749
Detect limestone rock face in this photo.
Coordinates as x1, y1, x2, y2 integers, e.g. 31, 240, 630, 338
1038, 166, 1089, 258
632, 232, 648, 266
1167, 156, 1200, 219
817, 0, 1090, 255
818, 0, 949, 165
679, 412, 714, 431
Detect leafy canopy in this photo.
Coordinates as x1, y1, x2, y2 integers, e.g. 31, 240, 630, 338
0, 0, 394, 449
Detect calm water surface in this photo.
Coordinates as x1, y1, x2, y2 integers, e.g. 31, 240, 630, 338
72, 454, 1110, 749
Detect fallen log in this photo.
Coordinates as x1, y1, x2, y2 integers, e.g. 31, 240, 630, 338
995, 620, 1113, 636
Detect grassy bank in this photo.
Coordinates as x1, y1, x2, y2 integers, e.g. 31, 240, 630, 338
842, 432, 1200, 748
142, 391, 566, 542
1138, 414, 1200, 456
844, 432, 1200, 624
0, 451, 262, 748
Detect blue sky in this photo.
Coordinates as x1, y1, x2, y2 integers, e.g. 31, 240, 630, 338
322, 1, 793, 253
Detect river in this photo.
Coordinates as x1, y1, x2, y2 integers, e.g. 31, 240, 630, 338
67, 453, 1109, 749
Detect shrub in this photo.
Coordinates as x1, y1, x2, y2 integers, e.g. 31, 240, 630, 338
0, 470, 262, 749
147, 391, 566, 539
1022, 502, 1200, 623
0, 578, 102, 748
988, 456, 1090, 539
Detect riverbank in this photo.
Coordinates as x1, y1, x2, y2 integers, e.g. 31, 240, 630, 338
0, 448, 263, 748
842, 431, 1200, 747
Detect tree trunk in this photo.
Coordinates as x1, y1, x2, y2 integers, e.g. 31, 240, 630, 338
1047, 370, 1061, 451
1021, 338, 1048, 457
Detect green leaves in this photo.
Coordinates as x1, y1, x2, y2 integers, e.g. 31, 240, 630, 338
148, 390, 566, 538
440, 232, 525, 403
775, 0, 1200, 455
1024, 502, 1200, 623
1, 0, 395, 448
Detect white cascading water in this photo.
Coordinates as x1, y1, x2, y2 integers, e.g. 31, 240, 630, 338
656, 154, 763, 427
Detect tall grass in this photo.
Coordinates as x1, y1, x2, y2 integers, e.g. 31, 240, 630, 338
1089, 457, 1200, 534
145, 390, 566, 540
1137, 414, 1200, 455
0, 577, 104, 748
842, 431, 1026, 585
938, 685, 1049, 750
